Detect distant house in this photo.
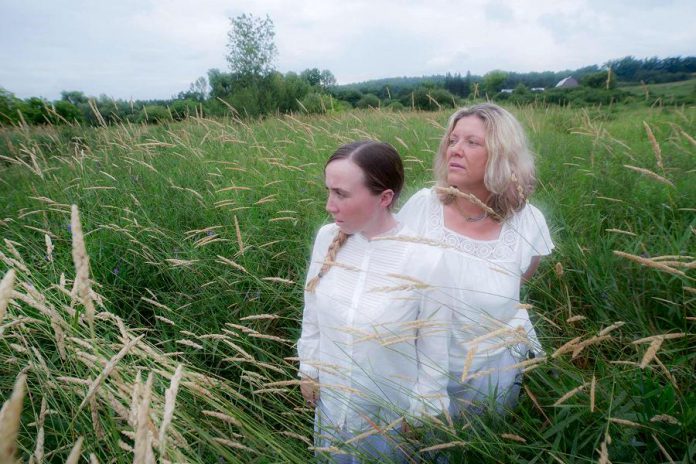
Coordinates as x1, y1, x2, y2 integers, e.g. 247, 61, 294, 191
500, 88, 514, 94
531, 87, 545, 92
555, 77, 579, 88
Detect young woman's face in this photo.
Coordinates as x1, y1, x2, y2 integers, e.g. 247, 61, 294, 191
324, 159, 387, 236
445, 115, 489, 192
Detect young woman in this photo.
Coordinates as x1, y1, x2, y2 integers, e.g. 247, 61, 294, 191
397, 103, 554, 416
297, 141, 451, 462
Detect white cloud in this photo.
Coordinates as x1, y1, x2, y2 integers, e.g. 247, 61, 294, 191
0, 0, 694, 99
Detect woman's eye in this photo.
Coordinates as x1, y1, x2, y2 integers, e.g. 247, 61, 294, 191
448, 138, 457, 146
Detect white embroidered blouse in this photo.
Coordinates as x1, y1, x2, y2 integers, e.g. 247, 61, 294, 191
297, 222, 452, 430
396, 188, 554, 372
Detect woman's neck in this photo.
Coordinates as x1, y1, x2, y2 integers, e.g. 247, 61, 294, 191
451, 186, 490, 218
361, 211, 397, 240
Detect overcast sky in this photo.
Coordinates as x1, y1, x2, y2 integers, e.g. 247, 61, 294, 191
1, 0, 694, 101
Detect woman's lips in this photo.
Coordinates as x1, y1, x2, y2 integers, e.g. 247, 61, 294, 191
449, 162, 465, 170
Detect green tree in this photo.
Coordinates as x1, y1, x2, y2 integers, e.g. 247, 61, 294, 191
226, 14, 278, 79
300, 68, 322, 87
482, 70, 508, 96
319, 69, 336, 88
355, 94, 380, 109
582, 71, 615, 89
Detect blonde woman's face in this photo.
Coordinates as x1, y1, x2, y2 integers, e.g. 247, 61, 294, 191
445, 116, 488, 192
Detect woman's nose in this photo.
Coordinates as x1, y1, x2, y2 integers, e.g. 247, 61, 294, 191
326, 197, 337, 214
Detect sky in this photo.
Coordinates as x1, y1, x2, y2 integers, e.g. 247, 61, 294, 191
1, 0, 695, 101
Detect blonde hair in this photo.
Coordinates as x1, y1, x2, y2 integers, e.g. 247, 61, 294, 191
433, 103, 536, 220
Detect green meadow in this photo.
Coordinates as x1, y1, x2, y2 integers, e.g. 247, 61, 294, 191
0, 103, 694, 463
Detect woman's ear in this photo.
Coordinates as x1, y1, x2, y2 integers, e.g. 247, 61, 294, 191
379, 189, 395, 208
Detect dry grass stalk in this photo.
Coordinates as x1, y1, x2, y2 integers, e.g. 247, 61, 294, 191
233, 215, 244, 254
211, 438, 255, 452
643, 121, 664, 172
71, 205, 96, 337
551, 336, 583, 358
609, 417, 642, 427
89, 454, 100, 464
597, 433, 611, 464
154, 315, 175, 326
65, 437, 84, 464
652, 434, 675, 464
79, 334, 144, 410
554, 382, 587, 406
0, 371, 27, 463
33, 397, 47, 463
434, 186, 499, 219
613, 251, 686, 277
133, 372, 155, 464
0, 269, 16, 325
598, 321, 625, 337
176, 339, 203, 350
505, 355, 547, 373
501, 433, 526, 443
239, 314, 278, 321
605, 228, 636, 236
159, 364, 184, 458
466, 327, 514, 347
632, 332, 685, 344
640, 338, 663, 368
44, 234, 53, 262
0, 252, 28, 274
202, 410, 242, 427
459, 347, 476, 382
90, 391, 104, 439
524, 385, 549, 422
165, 258, 198, 267
566, 315, 586, 323
590, 375, 596, 413
572, 335, 612, 358
216, 255, 248, 273
140, 297, 173, 312
418, 441, 467, 453
261, 277, 295, 285
280, 431, 312, 446
622, 164, 674, 186
344, 417, 401, 445
650, 414, 680, 425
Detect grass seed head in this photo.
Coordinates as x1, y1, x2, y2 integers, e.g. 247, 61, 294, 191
0, 371, 28, 463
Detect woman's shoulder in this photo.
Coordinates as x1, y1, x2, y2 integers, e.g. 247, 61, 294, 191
312, 223, 339, 250
514, 202, 550, 227
397, 187, 438, 224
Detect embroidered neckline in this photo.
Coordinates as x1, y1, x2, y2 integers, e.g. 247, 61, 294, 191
429, 190, 518, 260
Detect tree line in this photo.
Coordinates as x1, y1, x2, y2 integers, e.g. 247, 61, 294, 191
1, 12, 695, 128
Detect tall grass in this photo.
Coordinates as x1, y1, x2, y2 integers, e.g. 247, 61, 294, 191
1, 103, 694, 462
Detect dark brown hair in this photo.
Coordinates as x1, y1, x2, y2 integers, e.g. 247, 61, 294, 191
326, 140, 404, 209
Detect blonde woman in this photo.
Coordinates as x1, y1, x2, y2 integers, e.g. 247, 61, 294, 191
298, 141, 451, 462
397, 103, 554, 415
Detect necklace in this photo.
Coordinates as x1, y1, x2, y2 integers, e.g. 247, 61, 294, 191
453, 200, 488, 222
464, 210, 487, 222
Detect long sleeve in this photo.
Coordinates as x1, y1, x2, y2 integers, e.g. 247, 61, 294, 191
297, 225, 333, 379
408, 253, 452, 418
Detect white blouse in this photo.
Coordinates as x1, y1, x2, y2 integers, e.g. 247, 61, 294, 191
397, 188, 554, 373
298, 222, 452, 430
